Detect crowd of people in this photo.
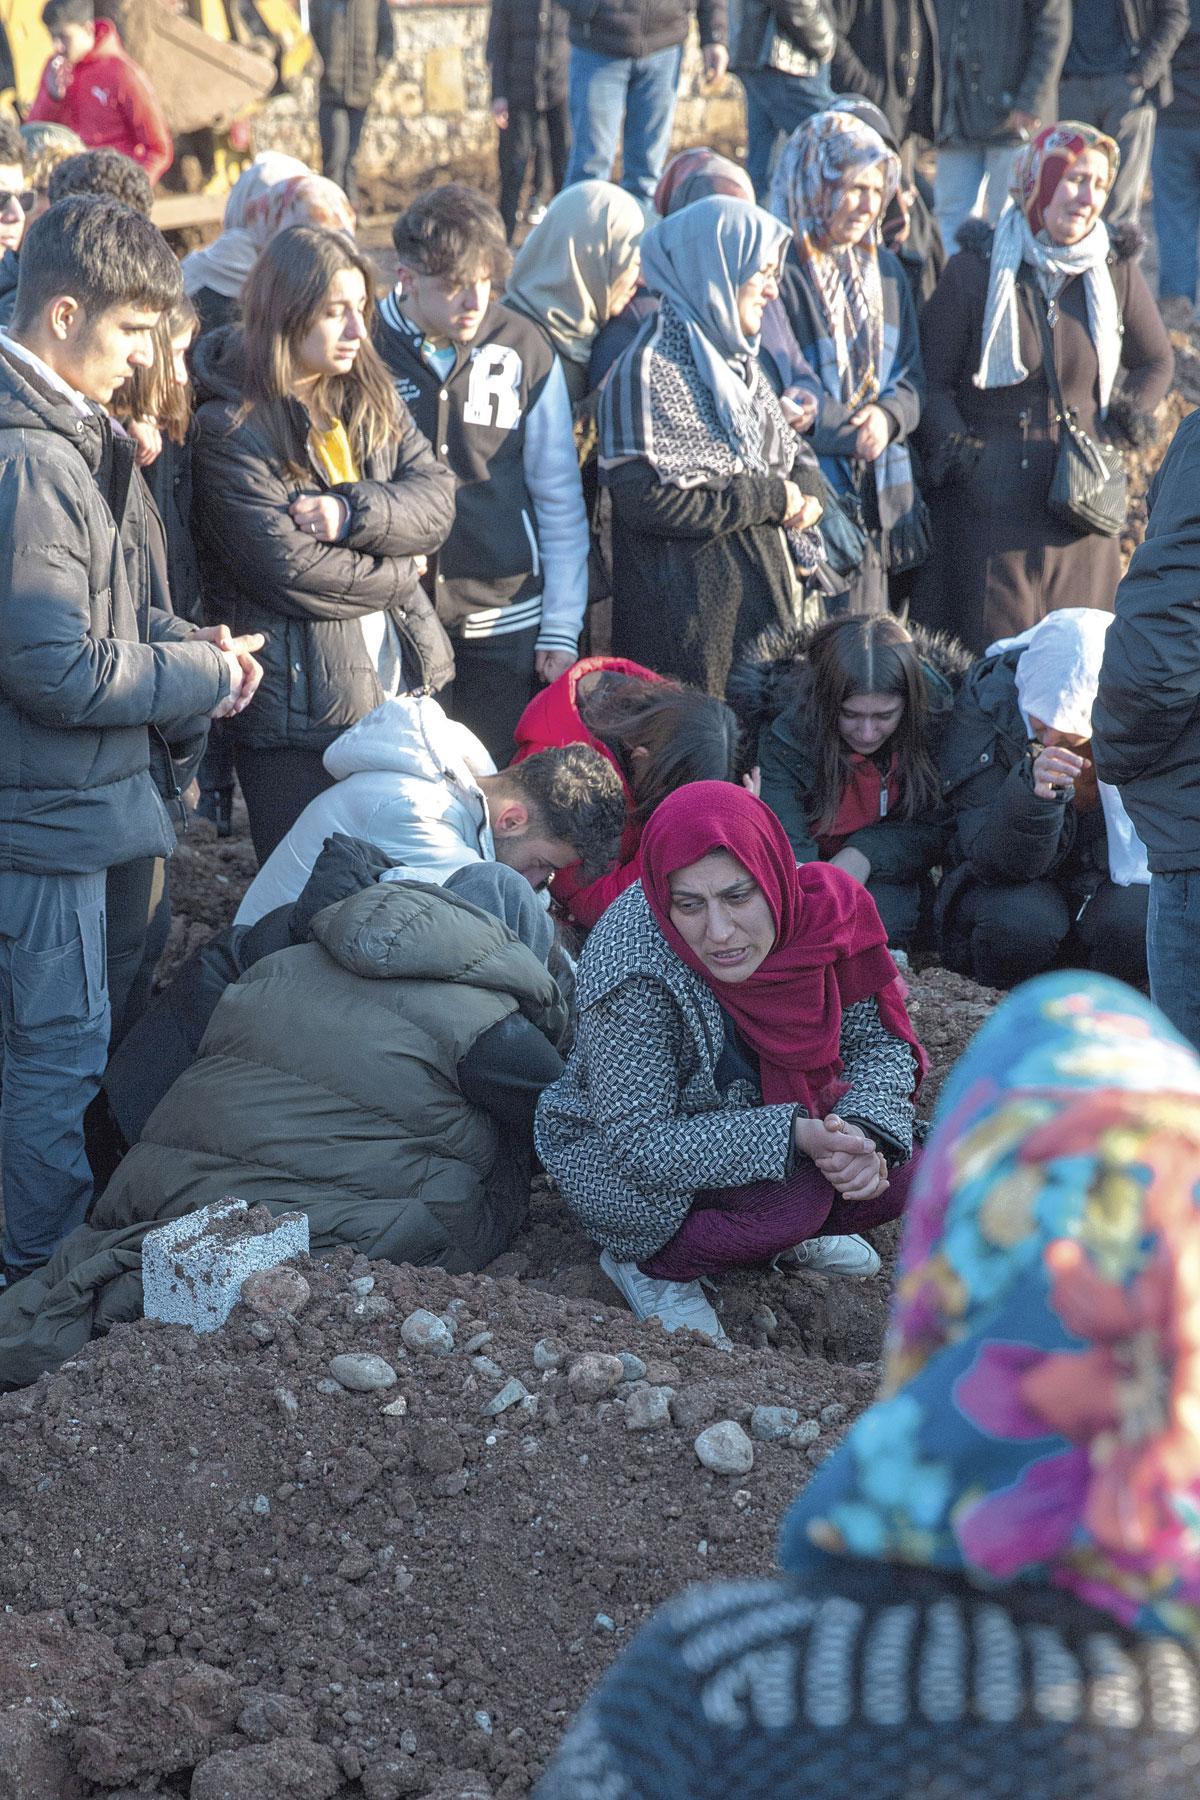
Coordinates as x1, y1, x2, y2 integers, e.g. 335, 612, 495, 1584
4, 1, 1200, 1787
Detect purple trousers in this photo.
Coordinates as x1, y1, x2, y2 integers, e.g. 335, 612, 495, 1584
640, 1153, 919, 1283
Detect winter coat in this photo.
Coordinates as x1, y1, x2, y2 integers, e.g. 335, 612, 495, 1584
487, 0, 570, 109
535, 879, 918, 1261
143, 430, 202, 628
605, 456, 812, 697
912, 219, 1173, 654
27, 19, 173, 181
1093, 410, 1200, 872
933, 0, 1070, 146
1113, 0, 1191, 107
104, 879, 567, 1257
234, 694, 497, 927
0, 876, 567, 1389
556, 0, 728, 57
732, 0, 835, 75
0, 249, 16, 328
190, 326, 457, 754
935, 645, 1114, 931
1159, 0, 1200, 125
830, 0, 941, 145
310, 0, 395, 109
512, 655, 663, 928
0, 340, 228, 877
375, 293, 588, 656
728, 619, 970, 874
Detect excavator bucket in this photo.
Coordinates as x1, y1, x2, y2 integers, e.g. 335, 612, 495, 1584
107, 0, 278, 137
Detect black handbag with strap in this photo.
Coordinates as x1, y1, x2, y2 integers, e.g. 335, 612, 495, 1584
1022, 269, 1127, 539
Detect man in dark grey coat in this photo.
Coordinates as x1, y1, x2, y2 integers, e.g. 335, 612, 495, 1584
0, 197, 260, 1285
1059, 0, 1189, 224
310, 0, 395, 204
1093, 410, 1200, 1050
932, 0, 1071, 252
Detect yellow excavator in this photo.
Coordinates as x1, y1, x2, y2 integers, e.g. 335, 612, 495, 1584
0, 0, 313, 220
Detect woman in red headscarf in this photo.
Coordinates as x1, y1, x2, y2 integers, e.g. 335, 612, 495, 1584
534, 783, 925, 1338
913, 120, 1173, 653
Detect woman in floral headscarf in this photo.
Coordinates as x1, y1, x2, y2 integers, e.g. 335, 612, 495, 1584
771, 109, 930, 618
537, 972, 1200, 1800
914, 121, 1173, 654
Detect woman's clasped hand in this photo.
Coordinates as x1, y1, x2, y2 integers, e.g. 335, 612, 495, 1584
792, 1111, 889, 1201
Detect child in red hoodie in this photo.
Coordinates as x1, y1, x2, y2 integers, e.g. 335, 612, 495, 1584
512, 656, 743, 930
30, 0, 173, 184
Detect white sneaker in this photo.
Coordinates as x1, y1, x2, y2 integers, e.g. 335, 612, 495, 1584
599, 1248, 726, 1338
778, 1234, 881, 1278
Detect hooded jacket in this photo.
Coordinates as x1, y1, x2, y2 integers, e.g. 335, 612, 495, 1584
0, 338, 228, 876
729, 620, 970, 878
27, 19, 173, 182
190, 326, 457, 751
100, 878, 568, 1272
234, 693, 497, 926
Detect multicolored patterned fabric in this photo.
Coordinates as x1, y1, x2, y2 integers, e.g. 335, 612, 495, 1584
781, 972, 1200, 1644
1014, 122, 1120, 240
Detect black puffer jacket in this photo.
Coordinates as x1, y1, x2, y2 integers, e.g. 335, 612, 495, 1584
190, 326, 457, 754
558, 0, 728, 58
729, 619, 970, 874
0, 341, 228, 876
0, 248, 17, 328
732, 0, 834, 73
487, 0, 570, 108
936, 646, 1112, 926
1093, 409, 1200, 873
934, 0, 1070, 144
310, 0, 395, 109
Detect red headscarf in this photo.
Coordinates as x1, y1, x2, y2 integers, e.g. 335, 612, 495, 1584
639, 784, 927, 1115
1012, 121, 1120, 237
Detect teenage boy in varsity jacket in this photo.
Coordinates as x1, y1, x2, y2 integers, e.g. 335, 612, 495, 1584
377, 183, 588, 759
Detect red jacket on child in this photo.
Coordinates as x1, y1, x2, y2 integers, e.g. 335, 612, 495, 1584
513, 656, 665, 930
29, 19, 173, 182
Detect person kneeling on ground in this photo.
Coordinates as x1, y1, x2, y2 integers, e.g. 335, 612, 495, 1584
512, 655, 744, 931
535, 783, 926, 1339
937, 607, 1150, 989
538, 973, 1200, 1799
233, 691, 627, 927
731, 613, 970, 949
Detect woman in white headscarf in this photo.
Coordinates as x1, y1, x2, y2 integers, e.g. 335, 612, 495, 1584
914, 121, 1172, 654
598, 195, 825, 697
935, 607, 1150, 990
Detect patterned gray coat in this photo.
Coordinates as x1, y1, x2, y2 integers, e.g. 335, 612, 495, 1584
534, 883, 917, 1262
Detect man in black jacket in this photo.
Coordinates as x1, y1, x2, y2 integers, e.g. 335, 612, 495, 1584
932, 0, 1071, 253
487, 0, 571, 239
309, 0, 395, 204
733, 0, 836, 199
830, 0, 939, 163
559, 0, 730, 202
0, 198, 261, 1285
1152, 0, 1200, 316
1093, 410, 1200, 1049
1059, 0, 1189, 224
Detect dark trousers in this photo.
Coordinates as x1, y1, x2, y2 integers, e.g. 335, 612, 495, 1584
741, 64, 835, 202
442, 626, 539, 765
0, 868, 109, 1277
1153, 125, 1200, 303
234, 745, 336, 866
1148, 870, 1200, 1051
198, 719, 235, 796
318, 98, 367, 204
945, 876, 1149, 990
866, 876, 924, 950
498, 102, 570, 239
642, 1151, 918, 1282
105, 854, 171, 1048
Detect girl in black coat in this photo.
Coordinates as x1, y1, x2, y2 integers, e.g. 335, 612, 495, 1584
190, 225, 457, 863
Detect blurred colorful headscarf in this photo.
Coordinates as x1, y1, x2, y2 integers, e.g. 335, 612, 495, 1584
182, 154, 356, 301
653, 146, 755, 217
781, 972, 1200, 1644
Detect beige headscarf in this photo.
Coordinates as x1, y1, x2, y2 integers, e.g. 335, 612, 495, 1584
503, 180, 646, 366
181, 154, 356, 301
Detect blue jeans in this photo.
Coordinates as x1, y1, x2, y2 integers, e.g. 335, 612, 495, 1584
1153, 126, 1200, 302
1148, 870, 1200, 1051
740, 64, 834, 202
565, 43, 683, 202
0, 868, 110, 1276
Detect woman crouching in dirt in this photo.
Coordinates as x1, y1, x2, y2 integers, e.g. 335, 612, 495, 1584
731, 612, 970, 950
534, 783, 926, 1339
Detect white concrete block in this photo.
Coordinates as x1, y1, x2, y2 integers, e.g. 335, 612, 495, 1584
142, 1199, 310, 1334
